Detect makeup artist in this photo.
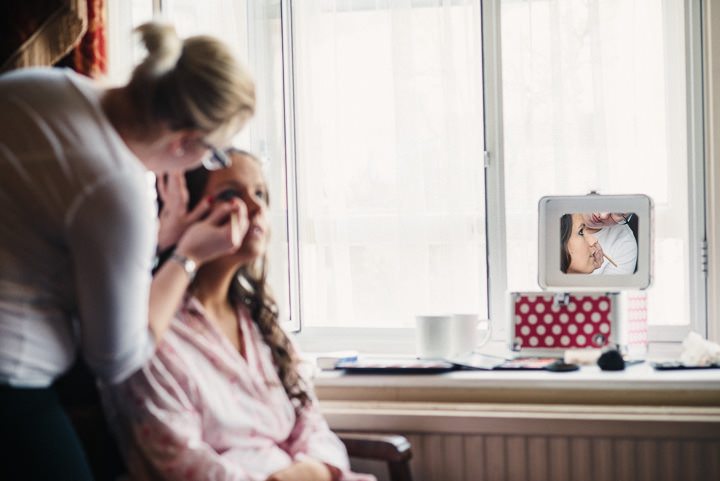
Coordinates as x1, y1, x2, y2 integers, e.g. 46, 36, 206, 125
581, 212, 638, 274
0, 23, 254, 480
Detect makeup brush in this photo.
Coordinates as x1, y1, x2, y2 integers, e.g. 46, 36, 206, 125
230, 211, 241, 246
603, 253, 618, 267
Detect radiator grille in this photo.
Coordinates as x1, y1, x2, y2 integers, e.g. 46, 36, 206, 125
384, 434, 720, 481
327, 403, 720, 481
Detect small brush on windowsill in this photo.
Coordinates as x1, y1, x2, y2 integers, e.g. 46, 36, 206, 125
604, 253, 618, 267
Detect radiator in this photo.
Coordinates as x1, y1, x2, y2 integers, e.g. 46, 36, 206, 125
323, 402, 720, 481
391, 433, 720, 481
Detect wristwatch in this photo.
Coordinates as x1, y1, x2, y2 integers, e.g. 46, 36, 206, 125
169, 252, 197, 282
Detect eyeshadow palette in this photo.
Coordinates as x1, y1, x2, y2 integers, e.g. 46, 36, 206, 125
335, 359, 457, 374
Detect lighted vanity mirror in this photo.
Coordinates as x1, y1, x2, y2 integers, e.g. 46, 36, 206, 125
538, 194, 652, 291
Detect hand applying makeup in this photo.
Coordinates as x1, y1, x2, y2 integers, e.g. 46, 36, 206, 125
156, 170, 248, 265
174, 198, 247, 267
157, 170, 212, 252
592, 242, 605, 270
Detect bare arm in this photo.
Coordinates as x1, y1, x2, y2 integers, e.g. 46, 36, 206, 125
148, 200, 247, 343
156, 171, 212, 252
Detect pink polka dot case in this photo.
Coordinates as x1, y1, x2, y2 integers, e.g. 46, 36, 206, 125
510, 292, 648, 357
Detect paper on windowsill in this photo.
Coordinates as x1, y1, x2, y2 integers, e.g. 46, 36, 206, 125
679, 331, 720, 366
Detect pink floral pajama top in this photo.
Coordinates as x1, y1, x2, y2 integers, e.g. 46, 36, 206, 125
102, 296, 375, 481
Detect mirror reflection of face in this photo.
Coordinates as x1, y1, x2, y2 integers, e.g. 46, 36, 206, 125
582, 212, 631, 229
566, 213, 600, 274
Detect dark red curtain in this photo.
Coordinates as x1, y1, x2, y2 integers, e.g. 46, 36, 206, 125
57, 0, 107, 77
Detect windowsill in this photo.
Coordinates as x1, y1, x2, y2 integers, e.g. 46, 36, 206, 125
314, 362, 720, 406
310, 342, 720, 407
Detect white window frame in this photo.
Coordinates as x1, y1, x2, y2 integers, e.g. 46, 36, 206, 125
106, 0, 713, 351
282, 0, 491, 354
674, 0, 708, 342
279, 0, 303, 333
482, 0, 509, 339
704, 0, 720, 342
289, 0, 710, 352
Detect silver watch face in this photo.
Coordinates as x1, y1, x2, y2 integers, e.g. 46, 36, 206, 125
184, 257, 197, 273
171, 253, 196, 280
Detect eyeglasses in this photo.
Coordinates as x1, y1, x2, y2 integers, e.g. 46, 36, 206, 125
611, 213, 633, 225
200, 140, 232, 171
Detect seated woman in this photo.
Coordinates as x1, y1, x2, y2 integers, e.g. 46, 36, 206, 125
102, 149, 374, 481
560, 213, 603, 274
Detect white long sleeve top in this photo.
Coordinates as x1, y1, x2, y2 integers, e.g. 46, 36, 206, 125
591, 223, 638, 275
0, 67, 155, 387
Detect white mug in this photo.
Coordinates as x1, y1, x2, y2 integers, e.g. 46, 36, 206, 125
415, 314, 453, 359
450, 314, 492, 357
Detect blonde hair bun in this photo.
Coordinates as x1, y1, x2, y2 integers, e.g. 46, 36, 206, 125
128, 22, 256, 141
134, 23, 183, 77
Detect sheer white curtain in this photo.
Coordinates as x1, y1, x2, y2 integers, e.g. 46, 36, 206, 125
292, 1, 487, 328
501, 0, 691, 329
106, 0, 295, 326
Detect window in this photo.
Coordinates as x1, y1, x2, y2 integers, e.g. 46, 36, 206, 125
108, 0, 708, 351
497, 0, 706, 341
290, 2, 487, 330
